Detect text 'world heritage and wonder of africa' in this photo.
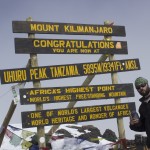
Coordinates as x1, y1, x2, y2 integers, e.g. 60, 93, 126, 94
21, 102, 135, 128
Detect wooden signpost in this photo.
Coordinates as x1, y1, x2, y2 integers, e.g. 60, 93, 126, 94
0, 58, 140, 84
0, 19, 139, 149
21, 102, 135, 128
15, 38, 128, 54
26, 17, 46, 148
19, 83, 135, 105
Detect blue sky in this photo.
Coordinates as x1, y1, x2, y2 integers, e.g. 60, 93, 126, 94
0, 0, 150, 139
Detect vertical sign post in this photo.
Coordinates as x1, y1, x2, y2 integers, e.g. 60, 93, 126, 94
106, 20, 126, 148
26, 17, 46, 148
107, 20, 126, 141
110, 54, 126, 145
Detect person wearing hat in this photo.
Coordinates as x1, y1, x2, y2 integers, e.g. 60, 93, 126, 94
130, 77, 150, 149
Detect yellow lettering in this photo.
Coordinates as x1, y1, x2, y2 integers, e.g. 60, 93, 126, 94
29, 96, 50, 103
83, 61, 124, 74
78, 115, 87, 121
30, 112, 42, 118
30, 68, 48, 80
118, 110, 130, 116
51, 116, 75, 124
54, 95, 72, 101
80, 49, 91, 53
81, 107, 102, 113
30, 24, 59, 32
65, 87, 94, 93
50, 65, 79, 78
31, 119, 49, 126
29, 89, 61, 95
104, 104, 129, 111
46, 111, 54, 117
97, 85, 115, 92
76, 93, 105, 100
63, 25, 113, 34
53, 48, 64, 53
57, 109, 78, 116
89, 113, 107, 119
125, 60, 138, 70
67, 49, 78, 53
108, 91, 127, 97
3, 70, 27, 83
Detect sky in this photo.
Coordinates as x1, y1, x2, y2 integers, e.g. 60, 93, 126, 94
0, 0, 150, 140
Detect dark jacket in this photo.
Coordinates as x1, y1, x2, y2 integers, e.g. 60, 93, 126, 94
130, 95, 150, 147
29, 145, 39, 150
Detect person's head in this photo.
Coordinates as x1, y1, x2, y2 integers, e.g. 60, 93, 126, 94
135, 77, 150, 96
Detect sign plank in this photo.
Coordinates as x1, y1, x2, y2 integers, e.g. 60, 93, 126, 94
12, 21, 126, 36
21, 102, 135, 128
15, 38, 128, 54
20, 83, 134, 105
0, 59, 140, 84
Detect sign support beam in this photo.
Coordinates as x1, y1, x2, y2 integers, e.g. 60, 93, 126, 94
0, 100, 17, 147
110, 54, 126, 139
48, 54, 108, 136
27, 17, 46, 148
47, 21, 112, 136
105, 20, 126, 148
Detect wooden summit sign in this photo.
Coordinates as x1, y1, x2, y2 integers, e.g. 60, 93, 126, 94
12, 21, 126, 36
0, 59, 140, 84
20, 83, 134, 105
21, 102, 135, 128
15, 38, 128, 54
